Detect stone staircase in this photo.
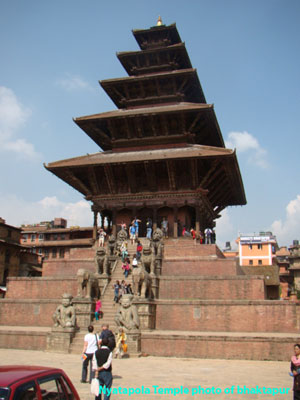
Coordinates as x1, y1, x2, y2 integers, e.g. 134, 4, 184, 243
69, 237, 150, 353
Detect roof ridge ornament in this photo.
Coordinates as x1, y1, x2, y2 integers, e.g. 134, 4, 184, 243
157, 16, 163, 26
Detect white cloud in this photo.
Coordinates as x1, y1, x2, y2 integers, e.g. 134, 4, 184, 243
225, 131, 268, 169
56, 74, 93, 91
215, 209, 236, 249
0, 86, 40, 159
0, 195, 92, 228
271, 195, 300, 246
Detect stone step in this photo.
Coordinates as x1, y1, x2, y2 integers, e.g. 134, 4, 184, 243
141, 330, 298, 361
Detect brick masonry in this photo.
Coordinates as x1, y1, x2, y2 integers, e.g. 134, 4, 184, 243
158, 275, 266, 300
155, 300, 300, 332
141, 332, 298, 361
6, 277, 77, 299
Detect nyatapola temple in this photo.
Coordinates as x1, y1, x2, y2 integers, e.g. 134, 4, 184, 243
45, 18, 246, 238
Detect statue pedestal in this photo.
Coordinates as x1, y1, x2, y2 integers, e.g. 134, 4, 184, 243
46, 327, 76, 353
135, 300, 156, 330
126, 331, 141, 357
73, 298, 93, 328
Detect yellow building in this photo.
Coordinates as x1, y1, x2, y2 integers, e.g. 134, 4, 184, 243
237, 232, 278, 266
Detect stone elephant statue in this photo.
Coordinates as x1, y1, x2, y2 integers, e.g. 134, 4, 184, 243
77, 268, 100, 299
132, 264, 152, 299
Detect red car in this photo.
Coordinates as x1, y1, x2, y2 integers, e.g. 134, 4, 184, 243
0, 366, 80, 400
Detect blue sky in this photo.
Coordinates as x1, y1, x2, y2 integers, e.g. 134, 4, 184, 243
0, 0, 299, 249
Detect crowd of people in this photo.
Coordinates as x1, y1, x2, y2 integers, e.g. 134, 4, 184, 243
113, 280, 133, 304
98, 216, 216, 245
81, 323, 126, 400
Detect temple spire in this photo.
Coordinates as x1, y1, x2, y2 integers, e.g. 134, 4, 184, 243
157, 16, 163, 26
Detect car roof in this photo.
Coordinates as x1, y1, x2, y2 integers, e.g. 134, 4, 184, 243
0, 366, 63, 387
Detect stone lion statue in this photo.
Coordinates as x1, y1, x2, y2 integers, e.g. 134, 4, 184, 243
151, 228, 164, 257
116, 229, 128, 255
53, 293, 76, 328
107, 234, 117, 256
132, 263, 152, 299
141, 245, 155, 275
77, 268, 99, 299
115, 294, 140, 331
94, 247, 109, 275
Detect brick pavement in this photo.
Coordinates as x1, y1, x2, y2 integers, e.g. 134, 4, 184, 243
0, 349, 294, 400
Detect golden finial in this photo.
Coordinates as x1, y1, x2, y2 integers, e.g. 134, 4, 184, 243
157, 16, 163, 26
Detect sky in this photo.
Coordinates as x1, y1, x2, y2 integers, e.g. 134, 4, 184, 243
0, 0, 299, 249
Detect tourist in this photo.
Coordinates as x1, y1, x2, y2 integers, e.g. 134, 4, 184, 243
132, 217, 141, 238
199, 230, 204, 244
113, 280, 121, 304
204, 227, 212, 244
95, 299, 102, 321
126, 283, 133, 294
94, 337, 113, 400
129, 223, 136, 244
146, 217, 152, 239
291, 344, 300, 400
120, 280, 128, 296
132, 255, 138, 268
120, 241, 128, 263
98, 228, 106, 247
114, 327, 127, 359
81, 325, 99, 383
211, 229, 216, 244
118, 221, 126, 231
190, 228, 196, 245
122, 258, 130, 278
99, 324, 116, 352
136, 240, 143, 261
161, 217, 168, 238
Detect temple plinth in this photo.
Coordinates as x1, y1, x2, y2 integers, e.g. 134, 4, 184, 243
45, 23, 246, 237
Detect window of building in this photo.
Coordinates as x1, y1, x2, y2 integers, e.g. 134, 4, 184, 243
5, 250, 10, 264
38, 234, 44, 241
249, 260, 253, 265
45, 234, 50, 241
258, 260, 262, 265
52, 248, 57, 258
59, 248, 65, 258
44, 249, 49, 259
248, 244, 253, 250
272, 245, 276, 254
23, 234, 28, 242
53, 234, 58, 241
257, 244, 262, 250
61, 233, 65, 240
31, 234, 36, 242
38, 248, 42, 255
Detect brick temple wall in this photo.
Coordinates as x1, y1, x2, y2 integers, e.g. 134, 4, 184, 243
158, 275, 266, 300
0, 299, 59, 326
5, 277, 77, 299
155, 300, 300, 333
42, 247, 96, 277
162, 258, 237, 276
0, 329, 48, 351
141, 332, 296, 361
42, 259, 95, 277
163, 243, 225, 258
